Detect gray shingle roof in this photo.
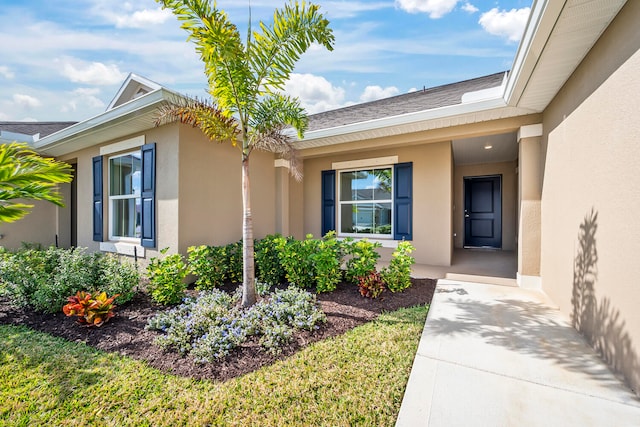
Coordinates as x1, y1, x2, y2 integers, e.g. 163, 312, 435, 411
0, 121, 77, 138
307, 72, 507, 132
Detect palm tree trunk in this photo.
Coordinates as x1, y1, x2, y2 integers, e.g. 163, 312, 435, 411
241, 155, 257, 307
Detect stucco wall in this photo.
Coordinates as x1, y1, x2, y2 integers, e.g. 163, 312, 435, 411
0, 200, 57, 249
541, 0, 640, 394
453, 161, 517, 250
301, 141, 453, 266
177, 124, 277, 253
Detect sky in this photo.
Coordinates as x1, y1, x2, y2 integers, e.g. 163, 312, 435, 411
0, 0, 533, 122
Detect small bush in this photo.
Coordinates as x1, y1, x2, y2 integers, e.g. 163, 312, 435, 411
312, 231, 343, 293
147, 287, 325, 362
146, 248, 187, 305
62, 290, 119, 327
278, 235, 317, 289
187, 245, 227, 290
357, 271, 386, 298
381, 241, 416, 292
344, 238, 381, 284
255, 234, 286, 286
94, 253, 139, 304
225, 241, 243, 284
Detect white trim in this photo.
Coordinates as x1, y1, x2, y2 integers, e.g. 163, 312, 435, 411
332, 156, 398, 170
100, 135, 145, 155
274, 159, 290, 168
100, 242, 145, 258
107, 151, 142, 242
337, 166, 394, 240
336, 237, 398, 249
517, 272, 542, 289
517, 124, 543, 141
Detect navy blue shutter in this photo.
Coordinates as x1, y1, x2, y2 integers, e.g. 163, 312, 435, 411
321, 170, 336, 235
140, 143, 156, 248
92, 156, 103, 242
394, 162, 413, 240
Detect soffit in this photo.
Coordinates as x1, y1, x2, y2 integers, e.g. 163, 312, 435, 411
513, 0, 627, 111
452, 132, 518, 165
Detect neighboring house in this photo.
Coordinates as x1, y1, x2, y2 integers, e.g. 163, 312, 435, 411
0, 0, 638, 394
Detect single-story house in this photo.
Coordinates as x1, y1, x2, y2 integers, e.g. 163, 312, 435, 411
1, 0, 638, 394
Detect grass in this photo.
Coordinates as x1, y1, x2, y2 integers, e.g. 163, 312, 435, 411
0, 304, 428, 426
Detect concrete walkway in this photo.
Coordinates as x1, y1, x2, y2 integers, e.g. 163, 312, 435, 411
396, 279, 640, 427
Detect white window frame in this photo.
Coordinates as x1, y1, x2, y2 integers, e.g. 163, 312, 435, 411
337, 165, 394, 240
108, 150, 142, 243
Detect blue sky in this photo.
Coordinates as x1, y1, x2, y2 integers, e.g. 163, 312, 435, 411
0, 0, 532, 122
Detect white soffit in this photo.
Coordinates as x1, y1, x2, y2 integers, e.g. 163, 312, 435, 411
512, 0, 628, 111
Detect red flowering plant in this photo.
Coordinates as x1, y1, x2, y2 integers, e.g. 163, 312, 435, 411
63, 291, 119, 327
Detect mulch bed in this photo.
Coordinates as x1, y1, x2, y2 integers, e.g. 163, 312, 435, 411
0, 278, 436, 382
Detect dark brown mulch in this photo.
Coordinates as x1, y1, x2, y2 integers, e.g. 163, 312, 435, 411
0, 278, 436, 382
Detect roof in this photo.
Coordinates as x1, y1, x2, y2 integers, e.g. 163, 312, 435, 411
0, 121, 77, 138
307, 72, 506, 132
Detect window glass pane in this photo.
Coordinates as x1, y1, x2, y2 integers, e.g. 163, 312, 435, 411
340, 168, 391, 202
110, 153, 141, 196
112, 198, 141, 238
340, 202, 392, 235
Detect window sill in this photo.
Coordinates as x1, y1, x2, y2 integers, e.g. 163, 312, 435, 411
100, 241, 145, 258
336, 237, 399, 248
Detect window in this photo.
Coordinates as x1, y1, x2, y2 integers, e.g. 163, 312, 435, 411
339, 167, 393, 237
322, 162, 412, 241
109, 152, 141, 240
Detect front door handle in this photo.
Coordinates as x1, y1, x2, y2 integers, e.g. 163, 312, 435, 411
465, 214, 470, 218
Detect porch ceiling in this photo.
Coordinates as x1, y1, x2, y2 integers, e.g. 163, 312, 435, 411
452, 132, 518, 166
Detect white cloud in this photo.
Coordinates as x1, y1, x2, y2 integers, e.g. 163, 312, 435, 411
359, 85, 400, 102
60, 59, 126, 85
13, 94, 42, 109
284, 73, 349, 114
461, 2, 478, 14
395, 0, 459, 19
479, 7, 531, 42
114, 8, 173, 28
0, 112, 9, 120
0, 66, 15, 79
60, 88, 106, 113
323, 1, 391, 18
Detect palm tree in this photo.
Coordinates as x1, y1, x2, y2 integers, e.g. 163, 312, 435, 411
0, 142, 73, 223
155, 0, 334, 307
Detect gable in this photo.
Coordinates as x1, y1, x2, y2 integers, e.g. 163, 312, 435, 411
107, 73, 162, 110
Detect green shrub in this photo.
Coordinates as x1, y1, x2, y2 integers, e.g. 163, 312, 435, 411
344, 238, 381, 284
146, 248, 187, 305
255, 234, 286, 286
0, 247, 139, 312
311, 231, 343, 293
225, 241, 243, 284
187, 245, 227, 290
381, 241, 415, 292
278, 235, 317, 289
357, 271, 385, 298
95, 253, 139, 304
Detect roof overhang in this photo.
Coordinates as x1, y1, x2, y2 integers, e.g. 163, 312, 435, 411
34, 88, 180, 157
298, 0, 628, 149
0, 130, 39, 145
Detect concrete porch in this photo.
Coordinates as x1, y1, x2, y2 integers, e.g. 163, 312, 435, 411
403, 248, 517, 284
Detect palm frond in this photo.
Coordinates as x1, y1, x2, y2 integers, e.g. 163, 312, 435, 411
249, 1, 334, 93
0, 142, 73, 223
155, 96, 240, 144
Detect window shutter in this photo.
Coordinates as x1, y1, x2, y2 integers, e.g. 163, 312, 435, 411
140, 143, 156, 248
92, 156, 103, 242
321, 170, 336, 236
394, 162, 413, 240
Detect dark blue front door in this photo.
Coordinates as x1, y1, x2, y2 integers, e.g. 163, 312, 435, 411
464, 175, 502, 248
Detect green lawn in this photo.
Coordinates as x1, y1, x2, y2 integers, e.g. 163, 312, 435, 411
0, 305, 428, 426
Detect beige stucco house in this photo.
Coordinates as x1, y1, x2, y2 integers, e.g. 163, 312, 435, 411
1, 0, 638, 394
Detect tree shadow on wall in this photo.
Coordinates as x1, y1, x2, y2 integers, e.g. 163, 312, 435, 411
572, 208, 640, 393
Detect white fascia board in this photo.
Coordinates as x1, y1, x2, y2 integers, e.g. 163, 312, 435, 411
0, 130, 38, 145
300, 97, 509, 142
503, 0, 562, 107
34, 88, 181, 154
